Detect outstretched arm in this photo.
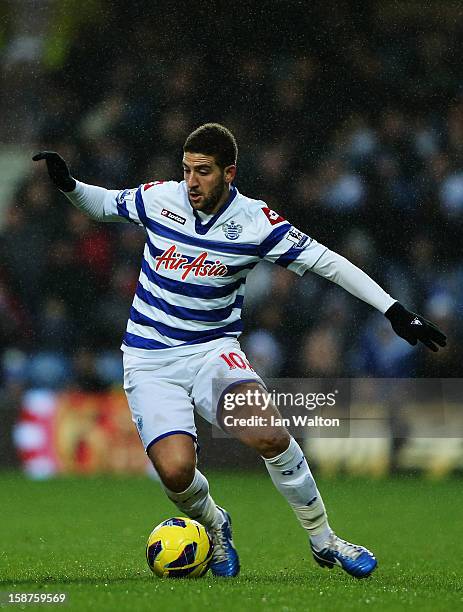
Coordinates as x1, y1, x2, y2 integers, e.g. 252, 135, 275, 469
310, 248, 395, 313
32, 151, 141, 224
311, 248, 447, 352
257, 208, 447, 352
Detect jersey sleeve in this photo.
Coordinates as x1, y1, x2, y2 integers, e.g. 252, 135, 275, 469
65, 181, 144, 226
108, 181, 168, 226
256, 205, 396, 313
257, 206, 327, 275
105, 185, 145, 226
311, 249, 396, 313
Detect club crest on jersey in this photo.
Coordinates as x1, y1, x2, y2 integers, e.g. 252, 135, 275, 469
222, 220, 243, 240
285, 227, 310, 249
155, 245, 228, 280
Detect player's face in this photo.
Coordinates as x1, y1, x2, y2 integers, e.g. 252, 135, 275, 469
183, 152, 236, 215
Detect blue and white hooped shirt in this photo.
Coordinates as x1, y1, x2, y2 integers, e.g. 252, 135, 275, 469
104, 180, 327, 358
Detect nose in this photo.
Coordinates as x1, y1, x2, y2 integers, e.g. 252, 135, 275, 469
187, 171, 199, 189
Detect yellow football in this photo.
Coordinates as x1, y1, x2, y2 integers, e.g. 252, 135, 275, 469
146, 517, 213, 578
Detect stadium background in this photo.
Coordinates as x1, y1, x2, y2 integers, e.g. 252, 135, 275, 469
0, 0, 462, 477
2, 3, 463, 611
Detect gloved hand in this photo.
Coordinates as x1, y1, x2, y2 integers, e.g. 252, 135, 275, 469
385, 301, 447, 352
32, 151, 76, 192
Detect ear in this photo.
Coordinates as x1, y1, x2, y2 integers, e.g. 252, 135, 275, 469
224, 165, 237, 185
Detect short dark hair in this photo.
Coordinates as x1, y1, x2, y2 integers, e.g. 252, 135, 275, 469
183, 123, 238, 168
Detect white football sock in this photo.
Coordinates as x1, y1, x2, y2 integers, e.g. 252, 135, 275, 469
162, 469, 222, 530
263, 437, 332, 550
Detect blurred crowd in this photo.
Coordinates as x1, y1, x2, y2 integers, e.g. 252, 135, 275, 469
0, 1, 462, 395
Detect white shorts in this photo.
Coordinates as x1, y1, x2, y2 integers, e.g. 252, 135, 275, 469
123, 338, 264, 452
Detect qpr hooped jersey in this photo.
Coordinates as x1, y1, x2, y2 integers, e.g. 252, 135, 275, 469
108, 180, 327, 357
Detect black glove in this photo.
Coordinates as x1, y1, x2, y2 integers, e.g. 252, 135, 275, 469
385, 301, 447, 352
32, 151, 76, 192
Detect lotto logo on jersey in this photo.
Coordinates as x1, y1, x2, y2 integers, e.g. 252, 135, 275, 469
155, 245, 228, 280
261, 207, 286, 225
161, 208, 186, 225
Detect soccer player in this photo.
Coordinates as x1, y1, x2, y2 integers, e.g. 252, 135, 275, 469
33, 123, 446, 579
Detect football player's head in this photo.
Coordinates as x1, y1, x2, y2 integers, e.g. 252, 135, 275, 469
183, 123, 238, 214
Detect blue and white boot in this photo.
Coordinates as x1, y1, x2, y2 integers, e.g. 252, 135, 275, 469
208, 506, 240, 577
311, 532, 377, 578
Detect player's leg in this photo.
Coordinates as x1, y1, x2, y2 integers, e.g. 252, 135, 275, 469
148, 433, 195, 491
147, 433, 238, 577
219, 382, 332, 547
193, 347, 332, 546
221, 381, 377, 578
148, 433, 237, 577
147, 433, 223, 531
122, 353, 225, 546
149, 434, 236, 577
193, 343, 377, 579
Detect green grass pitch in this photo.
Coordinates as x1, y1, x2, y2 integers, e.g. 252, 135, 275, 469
1, 471, 463, 611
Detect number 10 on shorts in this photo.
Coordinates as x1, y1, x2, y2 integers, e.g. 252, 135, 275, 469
220, 352, 254, 371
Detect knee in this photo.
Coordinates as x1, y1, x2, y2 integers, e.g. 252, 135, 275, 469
147, 433, 197, 492
152, 457, 196, 492
254, 431, 291, 459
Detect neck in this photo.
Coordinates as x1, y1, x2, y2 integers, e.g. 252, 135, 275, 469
209, 184, 232, 215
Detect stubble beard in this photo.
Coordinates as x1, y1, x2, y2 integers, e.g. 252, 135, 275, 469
192, 180, 228, 215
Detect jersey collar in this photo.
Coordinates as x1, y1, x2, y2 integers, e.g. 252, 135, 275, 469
192, 185, 238, 235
